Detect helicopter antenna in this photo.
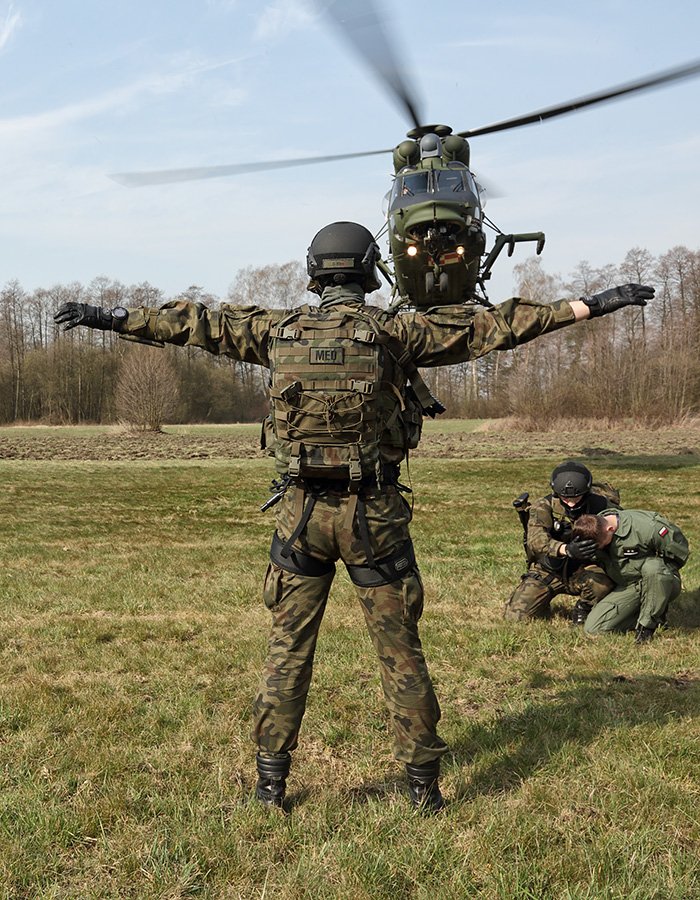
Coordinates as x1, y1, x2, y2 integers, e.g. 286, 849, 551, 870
314, 0, 423, 131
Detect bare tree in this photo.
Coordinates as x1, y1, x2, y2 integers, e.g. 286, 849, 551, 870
115, 347, 180, 432
228, 261, 309, 309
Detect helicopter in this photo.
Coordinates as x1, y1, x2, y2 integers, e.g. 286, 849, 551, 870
111, 1, 700, 309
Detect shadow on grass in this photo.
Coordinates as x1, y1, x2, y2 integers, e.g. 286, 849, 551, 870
579, 451, 699, 469
546, 587, 700, 630
669, 588, 700, 629
449, 672, 699, 800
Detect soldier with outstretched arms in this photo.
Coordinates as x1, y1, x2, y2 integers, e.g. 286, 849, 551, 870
55, 222, 653, 812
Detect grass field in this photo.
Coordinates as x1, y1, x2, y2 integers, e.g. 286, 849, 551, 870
1, 424, 699, 898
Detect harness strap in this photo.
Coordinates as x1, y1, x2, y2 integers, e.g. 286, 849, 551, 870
279, 486, 317, 558
379, 332, 445, 417
270, 531, 335, 577
348, 445, 362, 482
346, 539, 417, 587
356, 496, 376, 569
287, 441, 302, 478
525, 569, 558, 599
343, 492, 358, 534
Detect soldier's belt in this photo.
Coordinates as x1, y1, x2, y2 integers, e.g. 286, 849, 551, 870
295, 463, 400, 495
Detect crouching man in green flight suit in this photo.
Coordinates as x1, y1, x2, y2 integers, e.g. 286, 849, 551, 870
54, 222, 652, 812
571, 510, 689, 642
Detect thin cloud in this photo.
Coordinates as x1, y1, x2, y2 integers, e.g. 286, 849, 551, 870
0, 3, 21, 51
208, 86, 247, 108
0, 56, 248, 137
254, 1, 313, 41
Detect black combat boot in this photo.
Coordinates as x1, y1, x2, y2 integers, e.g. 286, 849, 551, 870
255, 751, 291, 808
406, 760, 445, 813
570, 600, 593, 626
634, 625, 656, 644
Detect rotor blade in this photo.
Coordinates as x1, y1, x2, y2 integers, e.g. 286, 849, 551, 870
314, 0, 422, 130
458, 57, 700, 139
110, 147, 392, 186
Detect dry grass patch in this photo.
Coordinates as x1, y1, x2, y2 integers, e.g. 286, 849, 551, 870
0, 444, 698, 897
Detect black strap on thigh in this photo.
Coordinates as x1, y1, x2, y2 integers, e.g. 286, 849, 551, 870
346, 538, 417, 587
270, 531, 335, 578
525, 569, 557, 598
279, 492, 317, 559
356, 495, 376, 569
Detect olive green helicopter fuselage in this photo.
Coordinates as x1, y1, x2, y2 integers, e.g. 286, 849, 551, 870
385, 125, 544, 308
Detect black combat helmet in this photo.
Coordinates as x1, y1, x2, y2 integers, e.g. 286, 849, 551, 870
306, 221, 381, 294
550, 460, 593, 501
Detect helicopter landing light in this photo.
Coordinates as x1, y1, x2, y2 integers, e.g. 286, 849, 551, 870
406, 245, 418, 257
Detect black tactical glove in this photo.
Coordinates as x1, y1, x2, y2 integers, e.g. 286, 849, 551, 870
581, 283, 654, 318
564, 536, 598, 561
54, 302, 122, 331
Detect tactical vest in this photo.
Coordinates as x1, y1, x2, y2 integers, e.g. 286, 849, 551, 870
266, 302, 430, 481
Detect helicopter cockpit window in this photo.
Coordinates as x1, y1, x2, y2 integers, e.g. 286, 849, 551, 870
400, 172, 429, 196
463, 170, 479, 196
436, 170, 465, 193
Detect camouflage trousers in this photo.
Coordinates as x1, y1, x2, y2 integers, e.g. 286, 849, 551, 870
503, 561, 615, 621
584, 557, 681, 635
251, 484, 447, 765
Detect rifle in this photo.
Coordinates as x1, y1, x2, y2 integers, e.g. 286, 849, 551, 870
512, 491, 530, 557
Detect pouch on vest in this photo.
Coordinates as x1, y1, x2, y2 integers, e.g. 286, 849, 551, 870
268, 304, 408, 479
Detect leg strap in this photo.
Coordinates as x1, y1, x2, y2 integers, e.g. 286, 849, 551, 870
346, 538, 417, 587
527, 569, 557, 598
279, 486, 317, 559
271, 531, 335, 577
356, 495, 376, 568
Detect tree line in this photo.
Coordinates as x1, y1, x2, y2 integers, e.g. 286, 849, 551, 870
1, 246, 698, 428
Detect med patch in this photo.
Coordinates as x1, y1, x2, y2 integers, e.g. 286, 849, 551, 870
310, 346, 344, 365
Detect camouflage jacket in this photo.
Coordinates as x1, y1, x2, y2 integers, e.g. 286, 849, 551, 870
527, 489, 620, 571
115, 283, 576, 369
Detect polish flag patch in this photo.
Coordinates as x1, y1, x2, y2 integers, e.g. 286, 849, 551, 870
659, 527, 669, 537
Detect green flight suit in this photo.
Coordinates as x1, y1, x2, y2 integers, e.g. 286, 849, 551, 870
584, 509, 689, 635
116, 283, 577, 764
504, 491, 617, 621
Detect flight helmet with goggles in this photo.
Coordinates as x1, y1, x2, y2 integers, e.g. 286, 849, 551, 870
307, 221, 381, 295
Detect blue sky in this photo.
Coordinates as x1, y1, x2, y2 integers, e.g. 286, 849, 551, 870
1, 0, 699, 302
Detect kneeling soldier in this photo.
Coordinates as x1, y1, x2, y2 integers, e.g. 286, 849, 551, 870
572, 509, 689, 641
504, 461, 620, 624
